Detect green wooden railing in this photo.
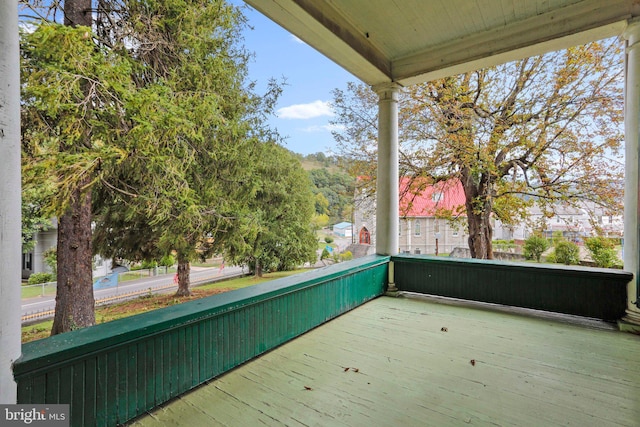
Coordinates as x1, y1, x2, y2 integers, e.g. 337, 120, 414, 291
392, 254, 631, 320
14, 256, 389, 427
14, 254, 633, 427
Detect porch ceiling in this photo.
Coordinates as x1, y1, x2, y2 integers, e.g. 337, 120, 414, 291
244, 0, 640, 86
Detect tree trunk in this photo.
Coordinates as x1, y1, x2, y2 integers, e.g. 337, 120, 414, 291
51, 186, 95, 334
51, 0, 95, 335
175, 256, 191, 296
466, 205, 494, 259
461, 174, 494, 260
254, 259, 263, 278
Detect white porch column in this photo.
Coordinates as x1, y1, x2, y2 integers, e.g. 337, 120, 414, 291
623, 20, 640, 329
374, 83, 400, 256
0, 0, 22, 403
374, 83, 400, 292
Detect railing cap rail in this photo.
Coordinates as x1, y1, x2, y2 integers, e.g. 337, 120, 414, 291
14, 255, 390, 375
391, 254, 633, 279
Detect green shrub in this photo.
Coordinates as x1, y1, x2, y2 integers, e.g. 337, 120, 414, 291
551, 240, 580, 265
551, 231, 565, 246
159, 254, 176, 268
140, 259, 158, 269
324, 236, 334, 244
585, 237, 620, 268
523, 234, 549, 262
339, 251, 353, 261
27, 272, 55, 285
494, 239, 515, 252
320, 247, 330, 260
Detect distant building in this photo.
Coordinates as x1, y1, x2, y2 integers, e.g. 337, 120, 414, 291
22, 218, 112, 280
22, 219, 57, 280
354, 179, 469, 255
494, 203, 623, 242
332, 222, 353, 238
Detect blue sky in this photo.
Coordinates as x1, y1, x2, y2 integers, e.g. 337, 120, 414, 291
234, 2, 356, 156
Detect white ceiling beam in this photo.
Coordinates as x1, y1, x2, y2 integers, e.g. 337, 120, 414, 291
394, 0, 638, 85
396, 21, 628, 86
246, 0, 640, 87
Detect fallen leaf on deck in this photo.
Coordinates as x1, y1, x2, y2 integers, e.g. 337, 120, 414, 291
441, 327, 448, 332
343, 367, 350, 372
470, 359, 476, 366
351, 368, 359, 373
304, 386, 313, 391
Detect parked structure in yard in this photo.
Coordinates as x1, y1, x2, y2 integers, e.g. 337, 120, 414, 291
332, 221, 353, 238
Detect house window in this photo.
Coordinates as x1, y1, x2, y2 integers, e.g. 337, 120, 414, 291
432, 192, 443, 202
452, 230, 459, 237
415, 248, 421, 254
434, 221, 440, 233
22, 253, 32, 271
399, 223, 402, 236
414, 220, 421, 236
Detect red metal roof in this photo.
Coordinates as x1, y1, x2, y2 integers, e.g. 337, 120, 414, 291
399, 178, 466, 217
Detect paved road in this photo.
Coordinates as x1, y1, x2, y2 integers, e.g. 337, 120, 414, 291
21, 265, 245, 320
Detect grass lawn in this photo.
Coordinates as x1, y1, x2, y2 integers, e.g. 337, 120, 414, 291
21, 283, 56, 299
21, 269, 306, 344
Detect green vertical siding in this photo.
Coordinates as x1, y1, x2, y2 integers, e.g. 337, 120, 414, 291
392, 254, 631, 320
14, 256, 388, 427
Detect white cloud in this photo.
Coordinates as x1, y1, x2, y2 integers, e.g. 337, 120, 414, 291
277, 100, 334, 120
300, 124, 345, 133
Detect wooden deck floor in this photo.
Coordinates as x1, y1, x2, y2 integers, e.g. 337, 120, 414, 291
129, 295, 640, 427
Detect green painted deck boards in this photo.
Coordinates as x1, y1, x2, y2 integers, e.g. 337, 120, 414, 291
129, 295, 640, 427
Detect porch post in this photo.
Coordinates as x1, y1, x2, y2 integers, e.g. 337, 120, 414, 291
374, 83, 400, 292
622, 20, 640, 330
0, 0, 22, 403
374, 83, 400, 256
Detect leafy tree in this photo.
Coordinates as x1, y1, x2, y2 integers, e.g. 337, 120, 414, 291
308, 168, 355, 222
20, 0, 281, 336
311, 213, 330, 229
43, 247, 57, 274
320, 247, 330, 263
20, 11, 135, 333
585, 236, 620, 268
523, 234, 549, 262
224, 144, 318, 277
314, 192, 330, 215
21, 186, 52, 253
90, 0, 277, 296
159, 254, 175, 268
331, 39, 623, 259
550, 240, 580, 265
